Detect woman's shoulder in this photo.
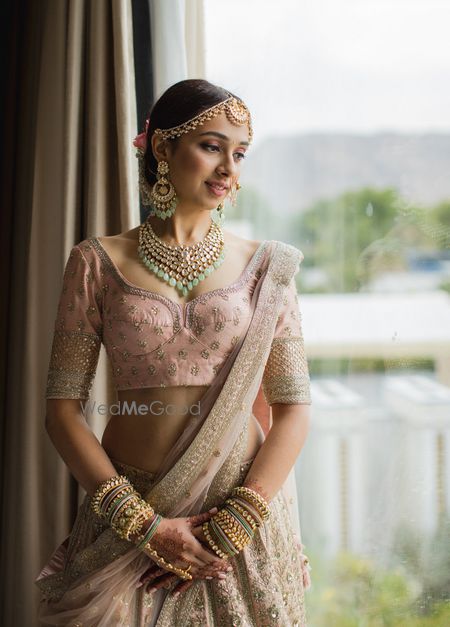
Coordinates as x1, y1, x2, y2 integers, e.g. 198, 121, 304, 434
74, 228, 138, 263
222, 232, 305, 272
91, 228, 139, 250
222, 229, 263, 255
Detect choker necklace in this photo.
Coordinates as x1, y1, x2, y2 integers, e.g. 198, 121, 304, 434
137, 219, 226, 297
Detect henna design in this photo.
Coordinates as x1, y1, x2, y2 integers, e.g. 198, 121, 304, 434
150, 527, 186, 562
146, 559, 229, 594
243, 477, 271, 502
140, 516, 232, 583
188, 512, 211, 527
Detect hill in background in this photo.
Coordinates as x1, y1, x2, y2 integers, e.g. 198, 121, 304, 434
241, 133, 450, 212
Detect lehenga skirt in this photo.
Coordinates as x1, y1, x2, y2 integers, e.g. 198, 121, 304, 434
36, 457, 307, 626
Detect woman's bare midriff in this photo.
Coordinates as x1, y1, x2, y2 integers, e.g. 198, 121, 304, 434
101, 385, 265, 474
99, 227, 266, 473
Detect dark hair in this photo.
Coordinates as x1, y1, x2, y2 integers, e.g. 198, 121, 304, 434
143, 79, 242, 185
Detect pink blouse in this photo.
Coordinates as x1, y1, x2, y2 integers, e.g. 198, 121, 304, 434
45, 237, 311, 405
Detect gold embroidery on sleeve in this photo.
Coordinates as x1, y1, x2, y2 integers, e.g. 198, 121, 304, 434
262, 336, 311, 405
46, 330, 101, 399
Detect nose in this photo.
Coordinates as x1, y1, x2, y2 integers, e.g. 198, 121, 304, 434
217, 150, 239, 177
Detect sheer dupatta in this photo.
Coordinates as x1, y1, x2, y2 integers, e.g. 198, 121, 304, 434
36, 240, 305, 626
143, 239, 303, 516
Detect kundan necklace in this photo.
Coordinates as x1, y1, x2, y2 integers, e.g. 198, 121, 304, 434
137, 219, 226, 297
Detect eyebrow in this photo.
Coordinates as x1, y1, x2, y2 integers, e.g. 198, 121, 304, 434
198, 131, 249, 146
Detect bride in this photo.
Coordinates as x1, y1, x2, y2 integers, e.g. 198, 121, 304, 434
35, 78, 312, 626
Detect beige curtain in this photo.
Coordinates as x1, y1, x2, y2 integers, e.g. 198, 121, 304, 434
1, 0, 208, 623
1, 1, 137, 623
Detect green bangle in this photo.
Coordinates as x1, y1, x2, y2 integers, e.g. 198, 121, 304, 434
136, 514, 162, 550
209, 518, 238, 557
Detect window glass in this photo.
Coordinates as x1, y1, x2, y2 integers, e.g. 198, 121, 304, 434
205, 1, 450, 623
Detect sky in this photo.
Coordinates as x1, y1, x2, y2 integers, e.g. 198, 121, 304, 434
204, 0, 450, 147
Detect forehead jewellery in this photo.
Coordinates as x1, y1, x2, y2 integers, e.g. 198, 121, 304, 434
152, 95, 253, 143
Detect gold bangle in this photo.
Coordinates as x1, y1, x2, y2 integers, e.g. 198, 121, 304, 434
204, 510, 252, 557
233, 486, 270, 517
91, 475, 131, 517
226, 495, 264, 527
231, 486, 270, 521
224, 499, 259, 530
216, 509, 252, 547
202, 521, 230, 559
91, 475, 157, 541
110, 496, 154, 537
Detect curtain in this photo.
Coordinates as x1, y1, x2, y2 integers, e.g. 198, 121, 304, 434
0, 0, 208, 622
0, 0, 46, 621
150, 0, 206, 98
0, 1, 139, 623
131, 0, 155, 224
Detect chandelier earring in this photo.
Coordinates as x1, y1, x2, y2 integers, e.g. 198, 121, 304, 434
148, 160, 178, 220
228, 181, 241, 208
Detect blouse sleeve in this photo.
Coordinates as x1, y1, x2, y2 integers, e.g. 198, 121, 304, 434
262, 271, 312, 406
45, 244, 103, 400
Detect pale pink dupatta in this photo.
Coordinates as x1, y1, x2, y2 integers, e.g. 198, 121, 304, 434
36, 240, 304, 626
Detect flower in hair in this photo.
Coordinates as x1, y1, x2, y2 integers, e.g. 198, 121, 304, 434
133, 118, 150, 151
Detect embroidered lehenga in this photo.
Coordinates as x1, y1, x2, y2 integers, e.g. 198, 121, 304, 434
35, 236, 312, 626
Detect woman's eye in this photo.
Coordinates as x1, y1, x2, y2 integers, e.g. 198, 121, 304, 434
202, 143, 220, 152
201, 144, 246, 160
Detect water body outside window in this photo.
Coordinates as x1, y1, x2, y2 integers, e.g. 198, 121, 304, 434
205, 1, 450, 624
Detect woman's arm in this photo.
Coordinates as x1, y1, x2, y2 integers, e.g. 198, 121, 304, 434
45, 399, 119, 496
248, 253, 311, 501
242, 403, 310, 502
46, 399, 232, 584
169, 404, 310, 597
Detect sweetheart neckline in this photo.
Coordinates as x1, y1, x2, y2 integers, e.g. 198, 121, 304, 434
90, 236, 268, 313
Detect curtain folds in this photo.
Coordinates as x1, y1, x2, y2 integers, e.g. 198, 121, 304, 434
0, 2, 47, 625
131, 0, 154, 224
150, 0, 206, 98
1, 0, 209, 623
1, 1, 139, 623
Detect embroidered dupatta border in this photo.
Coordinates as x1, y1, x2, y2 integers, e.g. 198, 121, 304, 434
144, 240, 303, 514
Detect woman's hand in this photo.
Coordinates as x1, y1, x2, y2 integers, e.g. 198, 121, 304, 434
138, 507, 232, 594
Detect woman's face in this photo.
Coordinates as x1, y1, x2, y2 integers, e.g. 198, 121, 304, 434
152, 111, 250, 210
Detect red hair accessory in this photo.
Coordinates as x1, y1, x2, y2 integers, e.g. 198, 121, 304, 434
133, 118, 150, 151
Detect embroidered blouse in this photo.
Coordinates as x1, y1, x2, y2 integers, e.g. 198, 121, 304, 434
45, 237, 311, 405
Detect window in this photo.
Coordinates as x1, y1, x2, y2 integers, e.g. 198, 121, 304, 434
205, 1, 450, 623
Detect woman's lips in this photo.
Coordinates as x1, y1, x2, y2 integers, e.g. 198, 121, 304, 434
205, 182, 227, 197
